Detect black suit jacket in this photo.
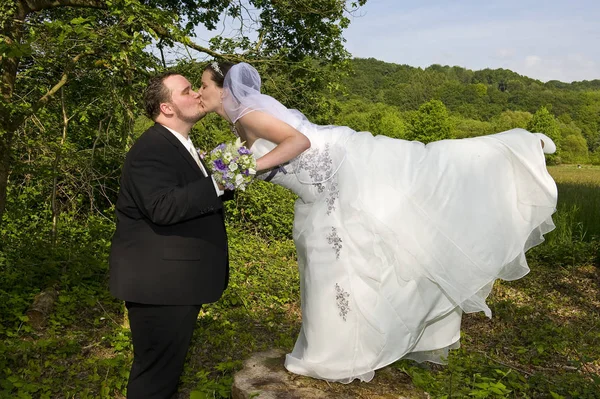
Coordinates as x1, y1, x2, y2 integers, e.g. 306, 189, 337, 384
109, 123, 230, 305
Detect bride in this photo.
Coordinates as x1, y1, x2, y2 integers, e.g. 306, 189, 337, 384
198, 61, 558, 383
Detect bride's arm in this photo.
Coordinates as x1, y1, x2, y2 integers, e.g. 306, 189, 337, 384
238, 111, 310, 171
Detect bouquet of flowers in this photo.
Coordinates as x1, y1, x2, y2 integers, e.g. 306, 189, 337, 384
201, 138, 256, 191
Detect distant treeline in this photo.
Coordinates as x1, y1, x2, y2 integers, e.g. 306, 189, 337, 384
325, 58, 600, 164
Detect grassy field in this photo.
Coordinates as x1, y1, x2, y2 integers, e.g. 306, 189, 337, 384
548, 165, 600, 241
547, 164, 600, 186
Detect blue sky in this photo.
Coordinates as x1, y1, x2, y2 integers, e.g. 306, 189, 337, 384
342, 0, 600, 82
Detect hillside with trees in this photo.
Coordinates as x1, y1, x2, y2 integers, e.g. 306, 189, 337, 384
324, 58, 600, 165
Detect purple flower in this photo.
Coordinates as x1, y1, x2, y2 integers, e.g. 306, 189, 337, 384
242, 169, 249, 176
213, 159, 227, 171
238, 147, 251, 155
225, 182, 235, 190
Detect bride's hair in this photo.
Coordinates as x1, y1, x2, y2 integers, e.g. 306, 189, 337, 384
204, 61, 234, 88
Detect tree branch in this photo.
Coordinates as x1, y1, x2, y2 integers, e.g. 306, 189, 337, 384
18, 0, 253, 64
21, 0, 107, 13
31, 50, 92, 113
147, 23, 235, 62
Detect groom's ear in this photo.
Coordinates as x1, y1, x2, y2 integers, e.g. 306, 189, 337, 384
160, 102, 174, 116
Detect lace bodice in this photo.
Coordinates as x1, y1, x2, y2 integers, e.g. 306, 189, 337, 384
251, 138, 343, 205
251, 139, 315, 203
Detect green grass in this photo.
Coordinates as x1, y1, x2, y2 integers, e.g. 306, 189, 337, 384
548, 164, 600, 241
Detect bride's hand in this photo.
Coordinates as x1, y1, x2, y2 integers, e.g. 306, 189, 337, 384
238, 111, 310, 171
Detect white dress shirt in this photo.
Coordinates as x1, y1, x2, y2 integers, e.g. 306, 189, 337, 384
162, 125, 224, 197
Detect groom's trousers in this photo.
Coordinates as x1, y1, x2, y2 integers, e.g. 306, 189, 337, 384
125, 302, 201, 399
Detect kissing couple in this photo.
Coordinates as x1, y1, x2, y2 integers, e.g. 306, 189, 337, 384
109, 61, 557, 397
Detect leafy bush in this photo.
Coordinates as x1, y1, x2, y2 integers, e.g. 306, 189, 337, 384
405, 99, 455, 144
225, 180, 297, 241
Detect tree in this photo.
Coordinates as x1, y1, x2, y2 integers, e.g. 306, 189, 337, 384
491, 110, 533, 132
558, 121, 588, 163
405, 99, 454, 144
527, 106, 561, 153
0, 0, 367, 222
453, 117, 493, 139
561, 134, 589, 164
369, 107, 406, 139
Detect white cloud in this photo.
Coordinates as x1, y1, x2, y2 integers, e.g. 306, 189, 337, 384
525, 56, 542, 68
496, 48, 516, 59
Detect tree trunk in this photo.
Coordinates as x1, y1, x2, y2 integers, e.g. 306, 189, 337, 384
0, 0, 24, 223
0, 51, 17, 222
0, 134, 11, 224
50, 88, 70, 245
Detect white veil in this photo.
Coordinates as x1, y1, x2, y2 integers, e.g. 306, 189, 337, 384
222, 63, 349, 184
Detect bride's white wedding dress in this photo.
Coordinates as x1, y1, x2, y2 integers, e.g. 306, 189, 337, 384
224, 63, 558, 383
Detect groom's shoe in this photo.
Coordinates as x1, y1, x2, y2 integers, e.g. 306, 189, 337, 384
533, 133, 556, 154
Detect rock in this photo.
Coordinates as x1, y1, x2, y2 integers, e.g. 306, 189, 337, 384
232, 350, 428, 399
232, 349, 327, 399
26, 286, 59, 330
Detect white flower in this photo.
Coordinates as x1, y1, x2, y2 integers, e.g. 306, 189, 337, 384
206, 140, 257, 190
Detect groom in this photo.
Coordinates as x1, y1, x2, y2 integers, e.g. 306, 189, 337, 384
109, 71, 231, 398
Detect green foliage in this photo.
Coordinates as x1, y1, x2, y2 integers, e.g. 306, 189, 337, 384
561, 134, 589, 164
189, 372, 232, 399
371, 109, 407, 139
225, 180, 297, 241
491, 110, 533, 132
330, 100, 407, 138
452, 117, 494, 139
546, 165, 600, 241
405, 99, 454, 143
591, 150, 600, 166
1, 0, 365, 227
396, 352, 527, 398
0, 207, 127, 397
528, 106, 562, 154
342, 58, 600, 160
244, 0, 365, 62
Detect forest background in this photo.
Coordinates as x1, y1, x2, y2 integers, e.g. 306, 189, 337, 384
1, 0, 599, 397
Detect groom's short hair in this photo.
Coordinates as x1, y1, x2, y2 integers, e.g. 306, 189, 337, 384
144, 71, 179, 121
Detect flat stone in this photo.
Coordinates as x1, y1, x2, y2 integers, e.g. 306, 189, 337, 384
232, 349, 327, 399
232, 350, 428, 399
